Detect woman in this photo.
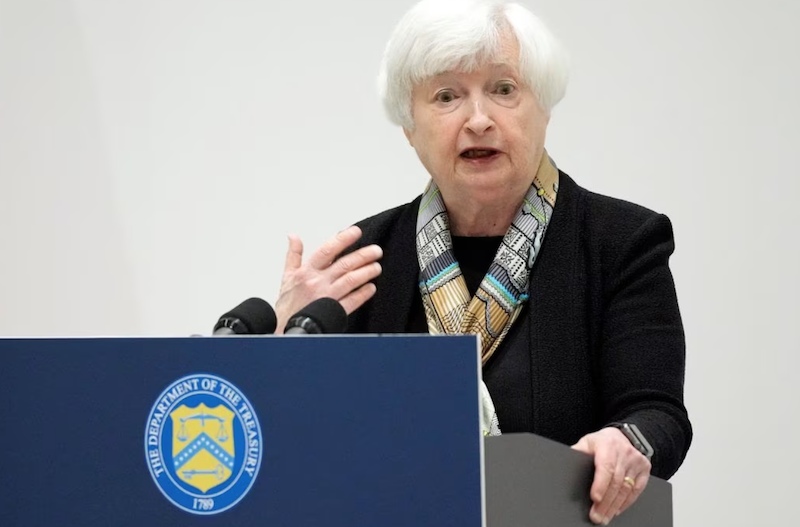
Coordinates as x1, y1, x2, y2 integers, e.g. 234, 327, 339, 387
273, 0, 691, 524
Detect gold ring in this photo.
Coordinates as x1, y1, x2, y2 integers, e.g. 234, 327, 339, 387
623, 476, 636, 488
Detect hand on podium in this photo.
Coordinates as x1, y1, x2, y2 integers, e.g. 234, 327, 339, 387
572, 428, 652, 525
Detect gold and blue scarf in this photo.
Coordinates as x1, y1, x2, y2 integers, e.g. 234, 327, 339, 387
416, 154, 558, 364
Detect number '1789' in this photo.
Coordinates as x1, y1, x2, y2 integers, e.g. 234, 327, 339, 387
193, 498, 214, 511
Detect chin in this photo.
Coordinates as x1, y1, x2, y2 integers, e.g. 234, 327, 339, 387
460, 180, 515, 203
462, 170, 516, 190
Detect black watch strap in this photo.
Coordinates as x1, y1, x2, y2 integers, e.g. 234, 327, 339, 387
608, 422, 654, 461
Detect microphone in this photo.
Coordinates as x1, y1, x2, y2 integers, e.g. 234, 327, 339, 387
284, 298, 348, 335
213, 297, 278, 335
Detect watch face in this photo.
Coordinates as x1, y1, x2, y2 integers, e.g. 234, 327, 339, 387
623, 424, 654, 460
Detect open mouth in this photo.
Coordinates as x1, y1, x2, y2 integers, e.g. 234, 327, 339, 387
460, 149, 500, 159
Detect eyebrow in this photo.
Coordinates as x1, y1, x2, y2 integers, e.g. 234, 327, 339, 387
428, 63, 518, 82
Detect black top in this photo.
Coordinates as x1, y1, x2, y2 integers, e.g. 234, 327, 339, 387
346, 172, 692, 480
407, 236, 504, 333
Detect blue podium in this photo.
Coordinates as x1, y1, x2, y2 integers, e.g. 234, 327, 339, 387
0, 336, 672, 526
0, 336, 484, 526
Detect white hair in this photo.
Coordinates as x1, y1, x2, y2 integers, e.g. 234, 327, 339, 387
378, 0, 570, 130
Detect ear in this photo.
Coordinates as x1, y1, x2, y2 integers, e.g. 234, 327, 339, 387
402, 127, 414, 148
542, 102, 552, 125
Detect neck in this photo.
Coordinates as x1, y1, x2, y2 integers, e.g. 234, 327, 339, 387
448, 198, 521, 236
445, 153, 559, 237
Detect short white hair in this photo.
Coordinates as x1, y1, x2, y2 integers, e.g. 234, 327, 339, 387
378, 0, 570, 130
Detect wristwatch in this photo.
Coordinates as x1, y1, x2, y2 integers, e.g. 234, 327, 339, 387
608, 423, 654, 461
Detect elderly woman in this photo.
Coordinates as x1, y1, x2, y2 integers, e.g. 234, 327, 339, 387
273, 0, 691, 524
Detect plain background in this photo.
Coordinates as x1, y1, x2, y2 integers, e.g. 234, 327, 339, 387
1, 1, 798, 525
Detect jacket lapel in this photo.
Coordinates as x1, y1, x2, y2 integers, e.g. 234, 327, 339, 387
524, 172, 584, 437
352, 196, 421, 334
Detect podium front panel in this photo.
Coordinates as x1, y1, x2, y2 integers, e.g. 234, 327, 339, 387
0, 336, 484, 527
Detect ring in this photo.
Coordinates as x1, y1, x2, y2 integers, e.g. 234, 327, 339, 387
623, 476, 636, 488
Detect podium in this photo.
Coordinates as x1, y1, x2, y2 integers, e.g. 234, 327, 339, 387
0, 336, 672, 526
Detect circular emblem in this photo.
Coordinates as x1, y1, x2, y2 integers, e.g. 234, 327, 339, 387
144, 374, 263, 515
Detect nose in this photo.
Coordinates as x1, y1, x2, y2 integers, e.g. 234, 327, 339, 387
465, 98, 494, 136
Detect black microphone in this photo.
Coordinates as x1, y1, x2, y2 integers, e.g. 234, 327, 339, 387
213, 297, 278, 335
284, 297, 348, 335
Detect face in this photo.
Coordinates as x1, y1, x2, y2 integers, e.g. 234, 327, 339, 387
404, 33, 549, 208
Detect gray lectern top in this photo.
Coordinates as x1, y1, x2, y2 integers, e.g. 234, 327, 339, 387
485, 434, 672, 527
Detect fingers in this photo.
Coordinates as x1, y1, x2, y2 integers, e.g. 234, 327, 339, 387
588, 455, 618, 525
571, 435, 614, 524
339, 282, 378, 314
276, 226, 381, 330
307, 226, 363, 270
571, 436, 591, 454
617, 468, 650, 516
583, 428, 653, 525
330, 261, 382, 302
277, 226, 382, 331
328, 244, 383, 281
572, 433, 618, 525
602, 442, 651, 521
284, 234, 304, 272
600, 470, 633, 524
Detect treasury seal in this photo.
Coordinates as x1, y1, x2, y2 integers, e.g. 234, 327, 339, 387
144, 374, 263, 515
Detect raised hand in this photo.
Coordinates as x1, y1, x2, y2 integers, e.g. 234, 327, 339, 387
274, 226, 383, 333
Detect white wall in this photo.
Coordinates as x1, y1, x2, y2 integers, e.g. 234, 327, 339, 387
1, 1, 798, 525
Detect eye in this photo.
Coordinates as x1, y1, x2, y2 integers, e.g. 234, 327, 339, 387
496, 82, 515, 96
435, 90, 456, 103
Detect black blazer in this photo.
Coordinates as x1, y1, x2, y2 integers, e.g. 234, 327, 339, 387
346, 172, 692, 479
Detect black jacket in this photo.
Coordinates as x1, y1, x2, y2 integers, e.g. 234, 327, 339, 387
346, 172, 692, 479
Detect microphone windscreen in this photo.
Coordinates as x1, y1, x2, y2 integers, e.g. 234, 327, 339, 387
219, 297, 277, 335
295, 297, 348, 334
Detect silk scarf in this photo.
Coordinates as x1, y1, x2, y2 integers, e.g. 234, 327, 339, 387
416, 154, 558, 365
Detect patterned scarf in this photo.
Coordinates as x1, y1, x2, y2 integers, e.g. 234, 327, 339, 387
416, 154, 558, 365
